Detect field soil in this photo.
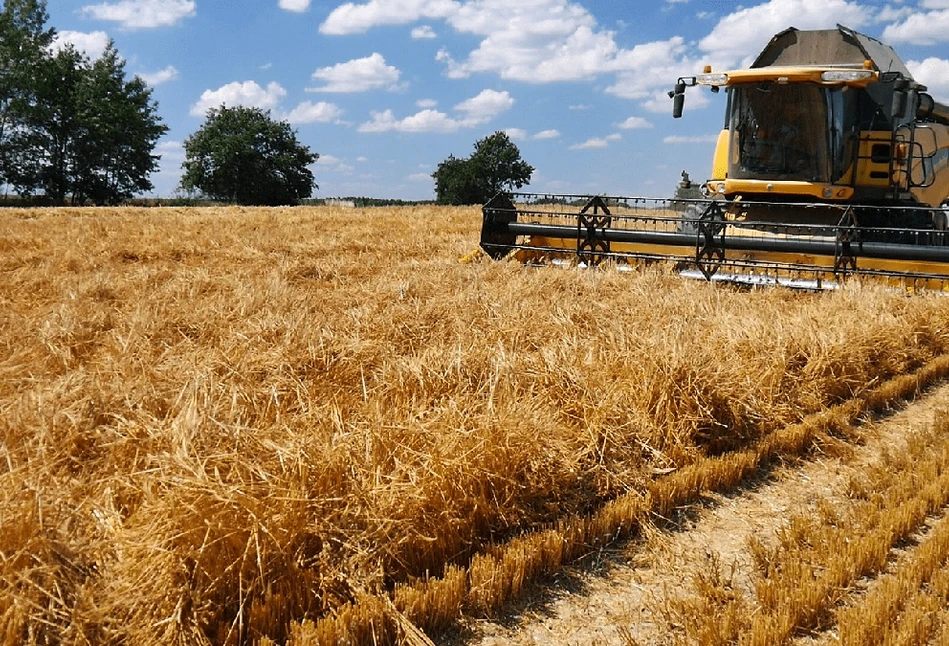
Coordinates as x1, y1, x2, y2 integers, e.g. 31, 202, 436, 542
467, 383, 949, 646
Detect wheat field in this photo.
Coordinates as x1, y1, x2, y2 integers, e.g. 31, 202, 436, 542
3, 205, 949, 644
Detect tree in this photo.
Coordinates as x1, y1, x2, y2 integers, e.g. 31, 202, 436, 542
180, 106, 318, 206
72, 43, 167, 204
433, 131, 533, 205
2, 9, 167, 206
0, 0, 55, 189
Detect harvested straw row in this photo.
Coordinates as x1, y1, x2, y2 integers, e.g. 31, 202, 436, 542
837, 508, 949, 645
666, 397, 949, 645
292, 353, 949, 644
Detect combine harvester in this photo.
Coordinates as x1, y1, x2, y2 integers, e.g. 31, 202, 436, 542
479, 26, 949, 290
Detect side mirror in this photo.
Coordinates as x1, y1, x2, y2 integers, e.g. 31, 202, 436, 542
671, 81, 687, 119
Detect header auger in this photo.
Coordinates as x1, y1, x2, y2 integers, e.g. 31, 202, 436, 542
479, 25, 949, 290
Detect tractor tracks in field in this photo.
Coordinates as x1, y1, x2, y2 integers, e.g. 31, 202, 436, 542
462, 379, 949, 646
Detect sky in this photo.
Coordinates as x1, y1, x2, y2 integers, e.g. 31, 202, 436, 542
45, 0, 949, 201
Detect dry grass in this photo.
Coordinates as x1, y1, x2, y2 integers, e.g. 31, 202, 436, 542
663, 408, 949, 645
4, 205, 949, 644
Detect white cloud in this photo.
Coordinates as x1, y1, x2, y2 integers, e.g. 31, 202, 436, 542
883, 9, 949, 44
316, 154, 354, 173
698, 0, 870, 66
190, 81, 287, 117
358, 88, 514, 133
606, 37, 700, 100
875, 5, 913, 22
138, 65, 178, 86
279, 0, 311, 12
569, 104, 592, 111
570, 133, 620, 150
663, 135, 719, 144
416, 98, 438, 108
408, 172, 433, 181
285, 101, 344, 124
156, 140, 184, 166
504, 128, 527, 140
320, 0, 459, 34
908, 58, 949, 103
81, 0, 196, 29
454, 89, 514, 121
617, 116, 652, 129
412, 25, 437, 39
51, 30, 110, 58
533, 129, 560, 140
309, 53, 403, 93
359, 109, 461, 133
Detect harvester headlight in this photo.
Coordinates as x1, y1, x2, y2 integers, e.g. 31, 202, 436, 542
821, 70, 874, 82
697, 73, 728, 86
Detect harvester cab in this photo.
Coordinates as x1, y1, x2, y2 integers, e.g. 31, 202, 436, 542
479, 25, 949, 290
673, 25, 949, 213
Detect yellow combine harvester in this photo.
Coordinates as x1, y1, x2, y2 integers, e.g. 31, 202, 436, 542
479, 26, 949, 289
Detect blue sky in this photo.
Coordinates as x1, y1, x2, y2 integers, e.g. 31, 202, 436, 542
47, 0, 949, 200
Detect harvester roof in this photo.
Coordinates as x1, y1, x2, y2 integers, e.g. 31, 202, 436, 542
751, 24, 913, 78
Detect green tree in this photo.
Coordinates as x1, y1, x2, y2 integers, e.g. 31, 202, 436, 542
0, 0, 55, 189
72, 43, 167, 204
4, 34, 167, 204
6, 45, 85, 203
433, 131, 533, 205
180, 106, 318, 206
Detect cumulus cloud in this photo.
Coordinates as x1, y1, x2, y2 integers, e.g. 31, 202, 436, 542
454, 89, 514, 121
309, 53, 403, 93
412, 25, 437, 39
908, 58, 949, 103
570, 133, 621, 150
279, 0, 311, 11
155, 140, 184, 166
617, 116, 652, 129
875, 4, 913, 22
51, 30, 110, 58
358, 88, 514, 133
533, 129, 560, 139
138, 65, 178, 85
320, 0, 458, 34
315, 154, 354, 173
285, 101, 344, 124
504, 128, 527, 140
416, 98, 438, 108
190, 81, 287, 117
81, 0, 196, 29
883, 9, 949, 44
359, 109, 459, 133
606, 37, 701, 100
